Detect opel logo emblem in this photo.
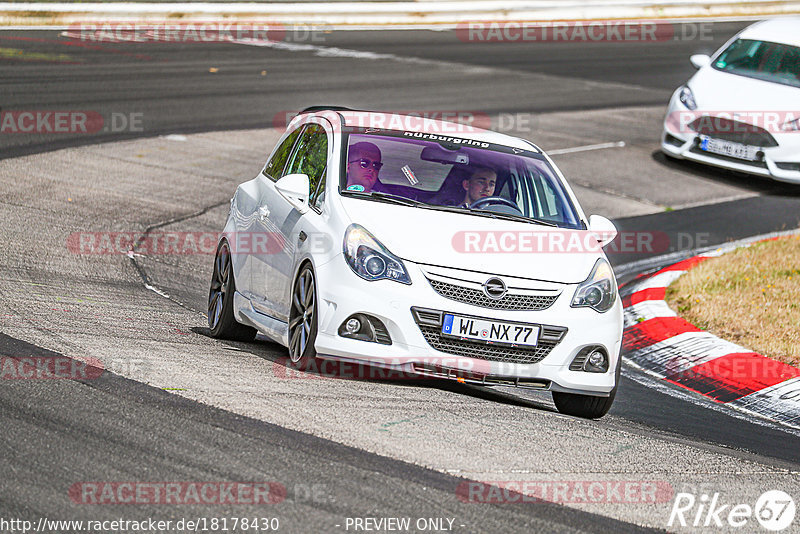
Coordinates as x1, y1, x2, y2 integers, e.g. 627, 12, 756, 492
483, 277, 507, 299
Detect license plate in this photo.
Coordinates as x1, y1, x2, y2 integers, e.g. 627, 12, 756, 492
699, 136, 759, 161
441, 314, 539, 347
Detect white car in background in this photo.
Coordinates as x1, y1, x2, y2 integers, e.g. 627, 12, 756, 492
661, 17, 800, 183
208, 107, 623, 418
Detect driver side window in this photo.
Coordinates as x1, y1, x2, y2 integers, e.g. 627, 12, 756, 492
263, 127, 303, 181
285, 124, 329, 197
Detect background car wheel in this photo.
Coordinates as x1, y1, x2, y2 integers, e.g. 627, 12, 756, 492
208, 240, 257, 341
552, 355, 621, 419
288, 264, 318, 368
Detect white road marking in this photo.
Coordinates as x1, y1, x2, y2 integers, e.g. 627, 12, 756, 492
548, 141, 626, 155
230, 38, 497, 74
229, 38, 655, 92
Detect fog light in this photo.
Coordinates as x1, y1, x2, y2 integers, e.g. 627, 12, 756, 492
588, 351, 606, 368
338, 314, 392, 345
585, 349, 609, 373
345, 318, 361, 334
568, 346, 609, 373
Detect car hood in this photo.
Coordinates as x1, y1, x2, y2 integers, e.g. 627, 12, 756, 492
340, 198, 601, 284
690, 67, 800, 112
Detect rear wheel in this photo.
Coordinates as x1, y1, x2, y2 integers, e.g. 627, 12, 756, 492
208, 240, 257, 341
288, 264, 318, 368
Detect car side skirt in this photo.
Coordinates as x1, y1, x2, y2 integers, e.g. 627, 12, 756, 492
233, 291, 289, 346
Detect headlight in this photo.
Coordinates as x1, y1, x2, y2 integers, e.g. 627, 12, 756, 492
343, 224, 411, 284
679, 85, 697, 111
783, 117, 800, 132
571, 259, 617, 313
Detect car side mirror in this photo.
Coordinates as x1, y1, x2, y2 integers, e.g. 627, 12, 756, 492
690, 54, 710, 69
588, 215, 618, 248
275, 173, 310, 213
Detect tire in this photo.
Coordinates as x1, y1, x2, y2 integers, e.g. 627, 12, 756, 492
288, 264, 318, 368
552, 389, 616, 419
208, 240, 257, 341
552, 355, 621, 419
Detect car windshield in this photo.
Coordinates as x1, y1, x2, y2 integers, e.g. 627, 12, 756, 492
339, 131, 584, 229
713, 38, 800, 88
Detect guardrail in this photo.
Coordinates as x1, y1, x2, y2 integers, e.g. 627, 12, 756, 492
2, 0, 800, 27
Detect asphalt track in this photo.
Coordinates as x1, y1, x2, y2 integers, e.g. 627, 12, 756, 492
2, 22, 800, 533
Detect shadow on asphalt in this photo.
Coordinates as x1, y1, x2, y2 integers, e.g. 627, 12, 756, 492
651, 150, 800, 197
191, 326, 558, 413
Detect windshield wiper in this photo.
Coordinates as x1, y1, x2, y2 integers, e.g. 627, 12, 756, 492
419, 204, 558, 226
340, 190, 423, 207
467, 208, 558, 227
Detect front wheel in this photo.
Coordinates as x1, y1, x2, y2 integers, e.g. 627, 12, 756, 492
208, 240, 257, 341
552, 389, 616, 419
288, 264, 318, 368
553, 355, 621, 419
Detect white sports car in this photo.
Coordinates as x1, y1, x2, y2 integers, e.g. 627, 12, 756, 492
208, 107, 623, 418
661, 17, 800, 183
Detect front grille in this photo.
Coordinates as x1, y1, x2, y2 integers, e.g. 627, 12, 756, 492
427, 278, 558, 311
689, 117, 778, 147
411, 307, 567, 365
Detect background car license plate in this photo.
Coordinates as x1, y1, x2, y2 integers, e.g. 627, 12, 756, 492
442, 314, 539, 347
700, 136, 759, 161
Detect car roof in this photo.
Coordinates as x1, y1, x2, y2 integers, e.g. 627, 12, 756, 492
738, 17, 800, 48
297, 108, 542, 153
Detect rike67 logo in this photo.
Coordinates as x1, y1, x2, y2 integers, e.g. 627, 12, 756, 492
668, 490, 795, 531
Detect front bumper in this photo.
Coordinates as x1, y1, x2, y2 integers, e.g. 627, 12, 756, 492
312, 254, 623, 396
660, 94, 800, 184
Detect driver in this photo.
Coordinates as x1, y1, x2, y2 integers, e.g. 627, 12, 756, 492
346, 142, 384, 193
461, 167, 497, 207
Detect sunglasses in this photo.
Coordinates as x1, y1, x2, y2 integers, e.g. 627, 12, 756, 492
349, 158, 383, 171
